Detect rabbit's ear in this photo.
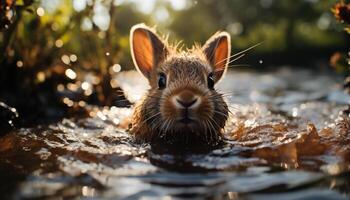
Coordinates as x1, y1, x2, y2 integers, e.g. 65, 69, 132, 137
130, 24, 168, 79
202, 32, 231, 82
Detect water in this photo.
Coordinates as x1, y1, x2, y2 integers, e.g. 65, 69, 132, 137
0, 67, 349, 199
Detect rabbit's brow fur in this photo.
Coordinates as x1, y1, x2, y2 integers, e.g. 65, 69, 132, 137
129, 24, 229, 145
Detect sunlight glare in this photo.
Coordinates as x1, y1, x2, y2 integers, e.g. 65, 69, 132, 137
16, 61, 23, 68
81, 82, 91, 90
73, 0, 86, 12
57, 84, 64, 92
93, 1, 110, 31
36, 7, 45, 17
227, 22, 243, 36
70, 54, 78, 62
81, 17, 93, 31
55, 39, 63, 48
37, 72, 46, 82
120, 0, 187, 14
155, 7, 169, 22
317, 13, 331, 30
109, 64, 121, 74
61, 55, 70, 65
65, 69, 77, 80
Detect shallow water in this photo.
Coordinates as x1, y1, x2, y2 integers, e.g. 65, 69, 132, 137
0, 67, 349, 199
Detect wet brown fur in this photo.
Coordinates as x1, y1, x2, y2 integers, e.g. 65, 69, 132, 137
129, 24, 230, 145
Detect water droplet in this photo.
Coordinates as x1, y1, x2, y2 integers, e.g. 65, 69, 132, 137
40, 154, 50, 160
35, 148, 52, 160
97, 111, 107, 121
292, 107, 298, 117
82, 186, 96, 197
22, 147, 31, 151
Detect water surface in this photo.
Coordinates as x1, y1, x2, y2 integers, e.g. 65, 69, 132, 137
0, 67, 349, 199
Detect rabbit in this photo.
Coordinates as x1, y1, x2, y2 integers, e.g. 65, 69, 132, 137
129, 23, 230, 145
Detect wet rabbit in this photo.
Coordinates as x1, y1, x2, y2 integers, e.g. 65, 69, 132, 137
129, 24, 230, 145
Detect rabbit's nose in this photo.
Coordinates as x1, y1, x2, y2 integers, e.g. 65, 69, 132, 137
176, 98, 197, 108
174, 90, 199, 109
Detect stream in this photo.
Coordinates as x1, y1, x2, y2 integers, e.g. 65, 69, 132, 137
0, 67, 349, 199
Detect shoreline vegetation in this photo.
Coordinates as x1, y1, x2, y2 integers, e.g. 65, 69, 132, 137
0, 0, 348, 131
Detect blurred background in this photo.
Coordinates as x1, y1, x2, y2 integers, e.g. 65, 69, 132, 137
0, 0, 349, 127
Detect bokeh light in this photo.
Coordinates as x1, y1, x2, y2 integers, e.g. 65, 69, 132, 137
36, 7, 45, 17
65, 69, 77, 80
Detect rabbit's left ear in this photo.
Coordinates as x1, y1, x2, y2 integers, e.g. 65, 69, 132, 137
202, 32, 231, 82
130, 24, 168, 79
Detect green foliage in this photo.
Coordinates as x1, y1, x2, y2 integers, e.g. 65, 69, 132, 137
1, 0, 347, 73
166, 0, 345, 52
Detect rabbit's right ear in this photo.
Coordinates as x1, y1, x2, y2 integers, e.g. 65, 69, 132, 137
130, 24, 168, 79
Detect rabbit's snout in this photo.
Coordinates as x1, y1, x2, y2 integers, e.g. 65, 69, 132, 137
176, 98, 197, 108
172, 90, 201, 110
170, 90, 203, 124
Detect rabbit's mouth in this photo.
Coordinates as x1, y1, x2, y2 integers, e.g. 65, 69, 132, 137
172, 118, 201, 132
178, 117, 194, 124
178, 107, 197, 124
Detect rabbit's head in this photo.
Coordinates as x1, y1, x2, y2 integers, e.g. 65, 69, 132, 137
130, 24, 230, 144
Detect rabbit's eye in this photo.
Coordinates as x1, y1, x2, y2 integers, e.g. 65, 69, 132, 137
207, 72, 215, 89
158, 72, 166, 89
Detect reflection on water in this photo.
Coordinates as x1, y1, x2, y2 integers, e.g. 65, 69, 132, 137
0, 67, 349, 199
